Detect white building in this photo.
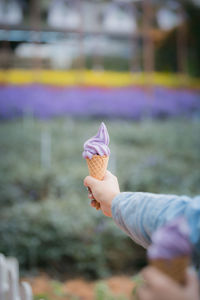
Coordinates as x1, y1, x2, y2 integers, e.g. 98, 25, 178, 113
47, 0, 137, 34
0, 0, 23, 25
103, 2, 137, 34
47, 0, 81, 30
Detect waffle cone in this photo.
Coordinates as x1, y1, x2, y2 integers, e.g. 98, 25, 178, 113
150, 256, 189, 285
86, 155, 109, 180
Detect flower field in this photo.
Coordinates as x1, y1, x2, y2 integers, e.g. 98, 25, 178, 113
0, 85, 200, 120
0, 79, 200, 299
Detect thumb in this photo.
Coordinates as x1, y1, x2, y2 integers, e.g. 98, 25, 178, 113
104, 170, 114, 180
84, 176, 99, 189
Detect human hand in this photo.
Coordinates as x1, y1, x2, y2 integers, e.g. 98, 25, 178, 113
137, 266, 199, 300
83, 170, 120, 217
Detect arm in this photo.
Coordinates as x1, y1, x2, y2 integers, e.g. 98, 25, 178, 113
84, 171, 200, 251
112, 192, 192, 248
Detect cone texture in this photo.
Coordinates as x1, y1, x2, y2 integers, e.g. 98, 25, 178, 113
86, 155, 109, 180
150, 256, 189, 285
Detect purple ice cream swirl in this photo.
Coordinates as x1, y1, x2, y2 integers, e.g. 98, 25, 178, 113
148, 217, 192, 260
83, 122, 110, 159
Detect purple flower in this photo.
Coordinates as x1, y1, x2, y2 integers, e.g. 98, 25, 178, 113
0, 85, 199, 119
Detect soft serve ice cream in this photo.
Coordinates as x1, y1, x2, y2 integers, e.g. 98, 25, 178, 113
148, 217, 192, 284
148, 217, 191, 260
83, 122, 110, 159
83, 122, 110, 210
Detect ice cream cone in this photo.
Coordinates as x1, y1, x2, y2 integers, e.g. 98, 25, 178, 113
86, 155, 109, 209
150, 256, 189, 285
83, 123, 110, 210
86, 155, 109, 180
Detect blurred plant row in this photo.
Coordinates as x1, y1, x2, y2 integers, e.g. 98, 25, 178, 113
1, 86, 200, 120
0, 118, 200, 278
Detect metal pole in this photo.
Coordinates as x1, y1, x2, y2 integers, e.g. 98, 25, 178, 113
177, 5, 187, 75
92, 3, 104, 71
142, 0, 155, 117
130, 1, 140, 72
0, 1, 11, 69
142, 0, 154, 74
77, 0, 85, 72
30, 0, 41, 70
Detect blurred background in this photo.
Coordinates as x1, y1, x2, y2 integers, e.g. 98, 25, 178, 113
0, 0, 200, 299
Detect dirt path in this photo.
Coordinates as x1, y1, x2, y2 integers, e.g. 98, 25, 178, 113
25, 274, 135, 300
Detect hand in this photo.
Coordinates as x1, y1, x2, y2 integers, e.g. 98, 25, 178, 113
83, 170, 120, 217
137, 266, 199, 300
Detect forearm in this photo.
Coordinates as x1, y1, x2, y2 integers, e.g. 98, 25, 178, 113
112, 192, 191, 248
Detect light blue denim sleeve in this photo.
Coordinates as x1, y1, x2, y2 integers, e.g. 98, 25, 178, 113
111, 192, 200, 252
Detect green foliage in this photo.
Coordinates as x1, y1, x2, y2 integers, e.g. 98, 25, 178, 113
34, 295, 50, 300
83, 55, 129, 72
95, 281, 128, 300
0, 118, 199, 277
132, 274, 145, 300
156, 0, 200, 76
0, 197, 138, 277
184, 0, 200, 77
51, 280, 66, 297
155, 30, 177, 73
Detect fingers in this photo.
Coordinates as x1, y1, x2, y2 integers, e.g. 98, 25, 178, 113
95, 201, 101, 210
87, 188, 100, 209
141, 267, 177, 290
84, 170, 116, 188
88, 192, 93, 200
137, 266, 200, 300
84, 176, 101, 210
90, 200, 97, 207
87, 187, 94, 199
84, 176, 99, 188
186, 267, 199, 291
137, 286, 153, 300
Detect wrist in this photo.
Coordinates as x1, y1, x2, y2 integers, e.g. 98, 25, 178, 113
110, 191, 120, 203
108, 192, 120, 216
